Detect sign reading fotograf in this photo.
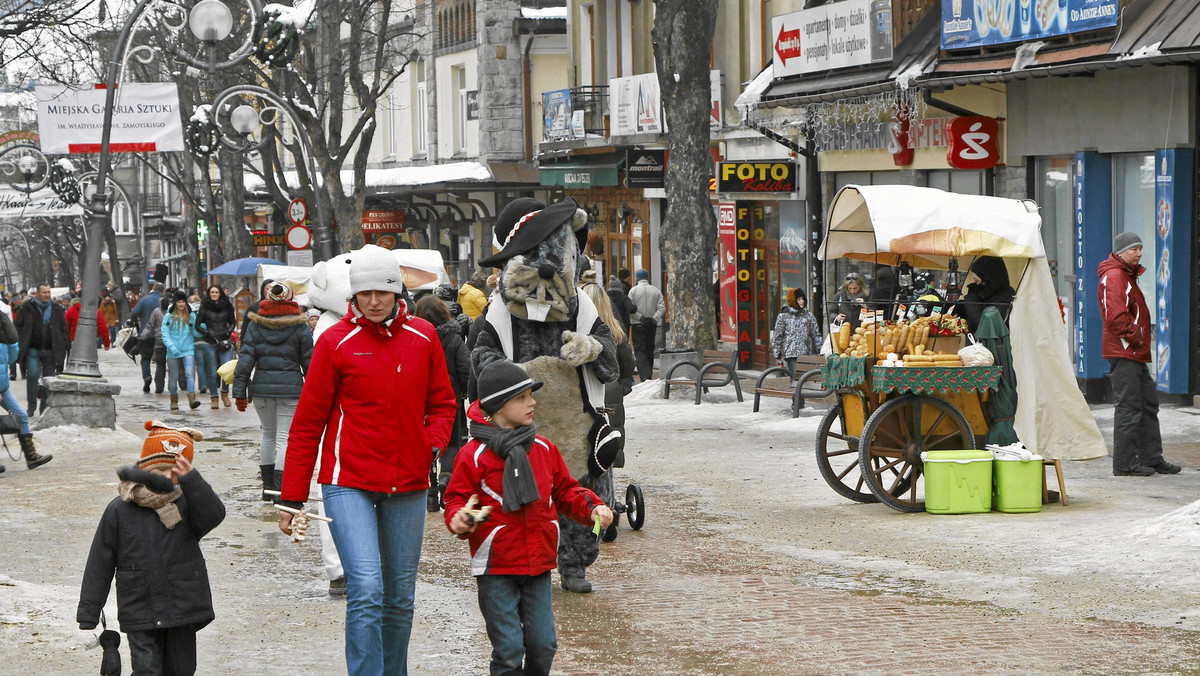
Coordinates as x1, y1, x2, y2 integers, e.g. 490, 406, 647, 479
772, 0, 893, 79
717, 161, 797, 193
941, 0, 1119, 50
36, 83, 185, 154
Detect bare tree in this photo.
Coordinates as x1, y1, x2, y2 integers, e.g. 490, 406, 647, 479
1, 0, 104, 77
652, 0, 720, 352
252, 1, 422, 252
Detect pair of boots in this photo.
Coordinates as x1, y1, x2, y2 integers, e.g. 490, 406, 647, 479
169, 394, 202, 411
260, 464, 283, 502
210, 392, 232, 409
3, 435, 52, 473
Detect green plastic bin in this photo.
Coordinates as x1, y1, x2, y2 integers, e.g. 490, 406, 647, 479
921, 450, 992, 514
992, 456, 1044, 513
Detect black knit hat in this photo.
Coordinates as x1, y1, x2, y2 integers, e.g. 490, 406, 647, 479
479, 197, 586, 267
477, 361, 543, 416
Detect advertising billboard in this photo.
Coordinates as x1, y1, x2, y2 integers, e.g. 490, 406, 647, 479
941, 0, 1119, 50
35, 83, 185, 154
771, 0, 894, 79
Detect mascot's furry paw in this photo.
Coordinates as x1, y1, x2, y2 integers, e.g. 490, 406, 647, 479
573, 208, 588, 231
561, 330, 602, 366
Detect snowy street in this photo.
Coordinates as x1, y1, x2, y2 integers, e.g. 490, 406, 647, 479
1, 349, 1199, 674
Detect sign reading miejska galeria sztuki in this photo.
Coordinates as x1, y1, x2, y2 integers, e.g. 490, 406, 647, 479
35, 83, 186, 155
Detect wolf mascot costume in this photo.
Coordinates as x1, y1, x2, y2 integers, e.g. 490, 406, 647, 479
471, 197, 620, 593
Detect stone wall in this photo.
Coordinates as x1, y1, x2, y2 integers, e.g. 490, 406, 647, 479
476, 0, 525, 162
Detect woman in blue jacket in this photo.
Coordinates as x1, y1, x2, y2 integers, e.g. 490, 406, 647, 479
0, 310, 50, 471
161, 291, 203, 411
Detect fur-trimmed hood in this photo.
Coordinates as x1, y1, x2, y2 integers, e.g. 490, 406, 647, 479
246, 312, 308, 329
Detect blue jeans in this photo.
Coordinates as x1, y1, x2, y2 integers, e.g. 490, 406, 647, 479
194, 343, 232, 395
476, 572, 557, 676
24, 347, 54, 415
166, 355, 195, 395
253, 397, 297, 467
0, 387, 30, 434
323, 485, 425, 676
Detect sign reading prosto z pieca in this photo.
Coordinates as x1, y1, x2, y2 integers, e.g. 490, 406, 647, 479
717, 161, 796, 193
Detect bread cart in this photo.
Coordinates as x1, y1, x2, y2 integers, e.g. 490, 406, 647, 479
812, 185, 1106, 512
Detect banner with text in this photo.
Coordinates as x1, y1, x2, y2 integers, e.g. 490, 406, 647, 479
0, 187, 84, 218
772, 0, 894, 79
941, 0, 1119, 50
36, 83, 185, 154
609, 71, 724, 137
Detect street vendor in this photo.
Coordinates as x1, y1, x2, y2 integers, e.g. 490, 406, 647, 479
834, 273, 869, 330
962, 256, 1016, 334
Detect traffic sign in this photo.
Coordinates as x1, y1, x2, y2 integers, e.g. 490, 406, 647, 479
286, 224, 312, 251
288, 198, 307, 225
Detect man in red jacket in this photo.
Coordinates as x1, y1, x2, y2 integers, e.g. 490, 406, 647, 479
1097, 232, 1180, 477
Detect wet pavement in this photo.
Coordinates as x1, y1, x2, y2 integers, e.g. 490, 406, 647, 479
1, 350, 1199, 674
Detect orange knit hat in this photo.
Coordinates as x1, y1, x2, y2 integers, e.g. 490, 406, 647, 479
138, 420, 203, 472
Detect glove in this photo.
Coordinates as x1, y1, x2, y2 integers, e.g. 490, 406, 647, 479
79, 621, 97, 631
640, 316, 656, 328
235, 398, 248, 412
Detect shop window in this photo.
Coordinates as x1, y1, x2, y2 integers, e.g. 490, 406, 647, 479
414, 60, 427, 155
1112, 153, 1158, 376
1036, 155, 1075, 361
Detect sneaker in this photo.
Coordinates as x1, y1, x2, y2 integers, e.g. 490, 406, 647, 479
1114, 466, 1156, 476
1150, 461, 1182, 475
329, 577, 346, 597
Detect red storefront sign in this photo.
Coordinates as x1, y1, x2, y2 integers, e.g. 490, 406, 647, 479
946, 117, 1000, 170
361, 210, 406, 233
717, 202, 737, 343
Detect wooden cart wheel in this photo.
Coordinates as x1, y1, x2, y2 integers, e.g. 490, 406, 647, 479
814, 400, 877, 503
858, 394, 976, 513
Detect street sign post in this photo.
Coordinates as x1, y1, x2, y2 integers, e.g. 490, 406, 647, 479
286, 224, 312, 251
288, 198, 307, 225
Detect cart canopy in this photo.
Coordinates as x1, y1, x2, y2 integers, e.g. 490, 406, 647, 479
819, 185, 1045, 268
819, 184, 1104, 461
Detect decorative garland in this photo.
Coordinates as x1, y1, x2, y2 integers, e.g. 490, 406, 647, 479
185, 116, 220, 158
801, 89, 929, 154
253, 9, 302, 68
47, 164, 81, 204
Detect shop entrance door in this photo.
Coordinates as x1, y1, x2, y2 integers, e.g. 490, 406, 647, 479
752, 244, 780, 369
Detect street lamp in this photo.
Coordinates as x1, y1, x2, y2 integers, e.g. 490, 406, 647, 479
187, 87, 336, 262
61, 0, 263, 387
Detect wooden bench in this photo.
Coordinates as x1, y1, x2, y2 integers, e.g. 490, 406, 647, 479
753, 355, 832, 418
662, 350, 744, 405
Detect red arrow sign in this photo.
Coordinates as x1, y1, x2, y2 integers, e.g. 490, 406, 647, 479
775, 23, 802, 66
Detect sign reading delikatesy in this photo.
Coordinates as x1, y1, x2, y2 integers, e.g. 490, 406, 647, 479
35, 83, 185, 154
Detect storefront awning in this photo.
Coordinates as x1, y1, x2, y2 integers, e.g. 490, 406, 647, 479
538, 157, 623, 189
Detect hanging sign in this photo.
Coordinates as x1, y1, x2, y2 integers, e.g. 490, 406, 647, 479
35, 83, 185, 154
361, 209, 406, 233
252, 233, 285, 246
942, 0, 1119, 50
0, 187, 84, 218
946, 117, 1001, 169
718, 202, 738, 344
625, 148, 666, 188
771, 0, 894, 78
717, 161, 797, 193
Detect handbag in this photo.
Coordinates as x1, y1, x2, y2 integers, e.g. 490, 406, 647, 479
217, 358, 239, 385
0, 410, 21, 435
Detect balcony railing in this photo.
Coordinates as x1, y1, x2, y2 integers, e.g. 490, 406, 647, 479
141, 192, 164, 216
570, 86, 608, 137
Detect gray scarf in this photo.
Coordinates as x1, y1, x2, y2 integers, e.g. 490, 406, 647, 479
469, 420, 539, 512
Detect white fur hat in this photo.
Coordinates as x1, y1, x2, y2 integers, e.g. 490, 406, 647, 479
349, 244, 404, 295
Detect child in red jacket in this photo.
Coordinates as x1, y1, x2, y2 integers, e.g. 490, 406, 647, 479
445, 360, 613, 675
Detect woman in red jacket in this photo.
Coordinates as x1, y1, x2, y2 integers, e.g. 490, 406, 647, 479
278, 245, 457, 676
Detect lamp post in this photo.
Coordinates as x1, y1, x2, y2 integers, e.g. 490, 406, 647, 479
61, 0, 262, 382
202, 86, 335, 261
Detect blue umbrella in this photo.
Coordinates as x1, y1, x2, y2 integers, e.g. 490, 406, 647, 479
207, 256, 286, 277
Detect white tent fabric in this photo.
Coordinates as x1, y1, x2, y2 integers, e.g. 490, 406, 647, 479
1009, 257, 1106, 460
819, 184, 1105, 461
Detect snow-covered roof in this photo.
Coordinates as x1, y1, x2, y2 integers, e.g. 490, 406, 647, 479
245, 161, 494, 196
521, 6, 567, 20
734, 65, 774, 120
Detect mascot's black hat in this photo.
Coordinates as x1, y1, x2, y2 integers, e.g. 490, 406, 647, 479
479, 196, 587, 267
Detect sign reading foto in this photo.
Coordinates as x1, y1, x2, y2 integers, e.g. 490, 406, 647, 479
717, 161, 797, 193
35, 83, 185, 154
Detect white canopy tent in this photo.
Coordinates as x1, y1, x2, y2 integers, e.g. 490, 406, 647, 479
819, 185, 1105, 461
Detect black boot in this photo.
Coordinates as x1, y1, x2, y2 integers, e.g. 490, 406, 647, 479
19, 434, 51, 469
260, 464, 275, 502
272, 469, 284, 504
142, 378, 151, 393
0, 462, 6, 474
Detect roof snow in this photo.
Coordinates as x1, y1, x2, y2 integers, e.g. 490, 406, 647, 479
263, 0, 316, 30
521, 7, 567, 20
244, 161, 494, 196
734, 65, 774, 119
